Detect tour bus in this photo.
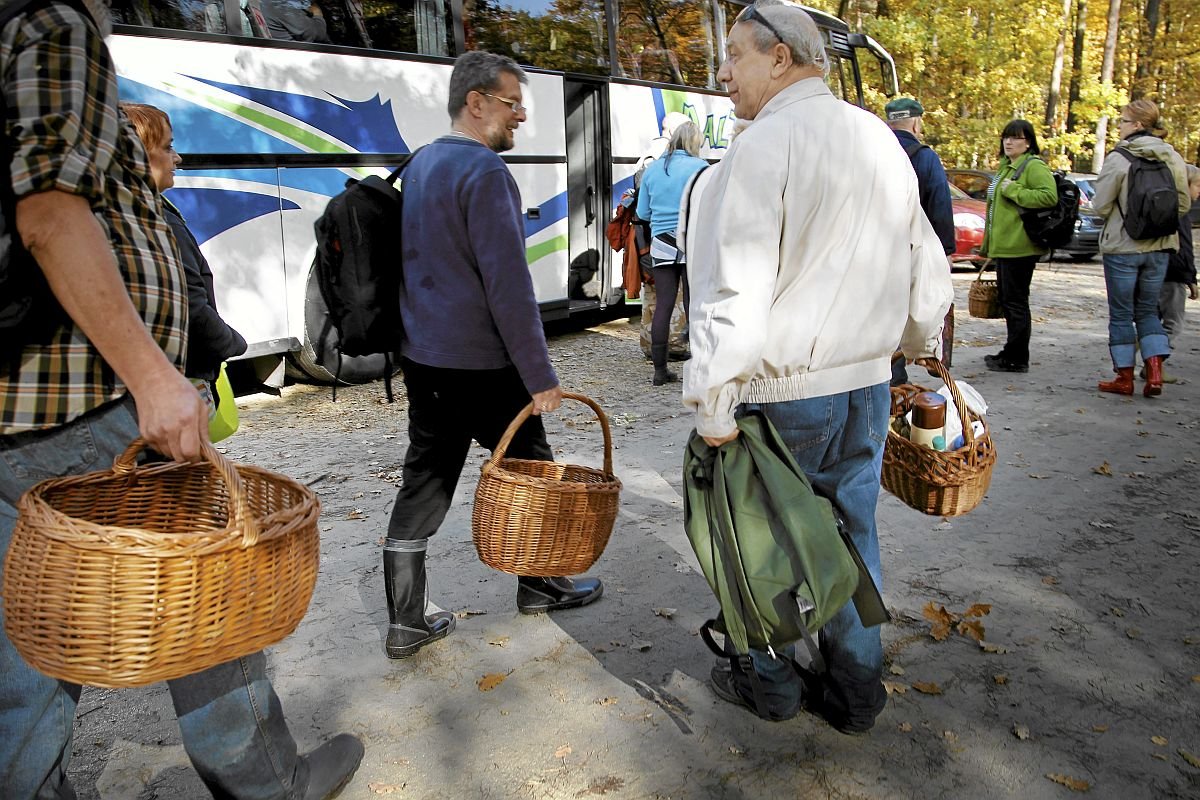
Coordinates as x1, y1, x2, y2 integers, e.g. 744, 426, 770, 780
109, 0, 897, 385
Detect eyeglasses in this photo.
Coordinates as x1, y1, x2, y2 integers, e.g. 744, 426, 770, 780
481, 93, 526, 115
1118, 117, 1134, 124
736, 4, 785, 44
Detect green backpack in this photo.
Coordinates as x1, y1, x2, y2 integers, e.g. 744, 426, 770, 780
683, 411, 888, 714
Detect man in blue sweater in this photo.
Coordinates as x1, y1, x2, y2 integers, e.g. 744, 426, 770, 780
381, 52, 603, 660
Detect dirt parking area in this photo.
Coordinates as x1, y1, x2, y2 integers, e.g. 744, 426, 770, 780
68, 258, 1200, 799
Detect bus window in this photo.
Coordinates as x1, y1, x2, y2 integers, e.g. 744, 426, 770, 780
614, 0, 719, 89
353, 0, 456, 56
111, 0, 222, 32
463, 0, 609, 76
825, 52, 849, 102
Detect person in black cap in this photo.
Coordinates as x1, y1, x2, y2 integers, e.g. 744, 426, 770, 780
884, 97, 955, 382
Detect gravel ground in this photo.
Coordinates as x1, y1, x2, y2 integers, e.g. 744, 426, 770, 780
64, 257, 1200, 799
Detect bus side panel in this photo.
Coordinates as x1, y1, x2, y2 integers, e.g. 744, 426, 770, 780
512, 163, 570, 309
608, 84, 734, 168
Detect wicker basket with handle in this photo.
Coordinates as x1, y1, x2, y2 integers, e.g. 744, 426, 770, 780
472, 392, 621, 576
968, 263, 1002, 319
2, 439, 320, 688
881, 360, 996, 517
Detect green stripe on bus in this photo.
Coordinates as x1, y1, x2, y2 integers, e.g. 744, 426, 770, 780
526, 234, 567, 265
167, 82, 348, 155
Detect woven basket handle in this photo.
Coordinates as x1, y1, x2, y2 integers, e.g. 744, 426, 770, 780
916, 358, 978, 448
488, 392, 615, 477
112, 438, 260, 547
974, 259, 994, 280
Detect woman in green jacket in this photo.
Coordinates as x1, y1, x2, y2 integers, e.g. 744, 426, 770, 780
980, 119, 1058, 373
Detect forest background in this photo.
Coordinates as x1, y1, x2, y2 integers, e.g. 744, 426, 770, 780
823, 0, 1198, 174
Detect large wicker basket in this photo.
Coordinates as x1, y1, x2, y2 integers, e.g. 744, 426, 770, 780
881, 360, 996, 517
3, 440, 320, 688
472, 393, 621, 576
968, 266, 1002, 319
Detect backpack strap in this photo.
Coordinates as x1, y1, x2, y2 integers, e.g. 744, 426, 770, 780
901, 138, 929, 160
1009, 154, 1042, 182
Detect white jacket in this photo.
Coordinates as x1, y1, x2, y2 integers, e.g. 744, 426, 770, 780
681, 78, 953, 438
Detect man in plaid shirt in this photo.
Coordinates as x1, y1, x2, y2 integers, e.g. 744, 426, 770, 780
0, 2, 361, 797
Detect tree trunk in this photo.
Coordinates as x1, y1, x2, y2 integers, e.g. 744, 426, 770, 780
1045, 0, 1073, 132
1093, 0, 1122, 173
1132, 0, 1162, 99
1064, 0, 1087, 137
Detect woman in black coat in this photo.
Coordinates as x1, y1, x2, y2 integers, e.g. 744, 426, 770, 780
122, 103, 247, 385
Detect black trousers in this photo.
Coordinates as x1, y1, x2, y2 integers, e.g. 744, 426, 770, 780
386, 359, 553, 541
996, 256, 1038, 365
650, 262, 687, 351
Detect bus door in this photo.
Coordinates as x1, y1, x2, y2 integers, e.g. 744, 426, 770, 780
563, 79, 613, 311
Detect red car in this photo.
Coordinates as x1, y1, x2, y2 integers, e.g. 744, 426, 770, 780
949, 181, 986, 266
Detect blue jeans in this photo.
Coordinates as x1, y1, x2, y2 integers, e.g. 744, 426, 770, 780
736, 384, 890, 729
0, 397, 308, 799
1103, 252, 1170, 368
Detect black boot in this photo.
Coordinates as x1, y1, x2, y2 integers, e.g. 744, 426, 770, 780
384, 538, 455, 658
651, 343, 678, 386
301, 734, 364, 800
516, 576, 604, 615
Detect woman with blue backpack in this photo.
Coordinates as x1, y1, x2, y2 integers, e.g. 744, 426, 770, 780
979, 119, 1058, 374
1091, 100, 1192, 398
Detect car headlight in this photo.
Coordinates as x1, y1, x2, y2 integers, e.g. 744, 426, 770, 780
954, 212, 985, 230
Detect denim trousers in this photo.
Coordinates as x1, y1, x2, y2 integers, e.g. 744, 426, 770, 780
0, 397, 308, 800
1103, 251, 1170, 368
386, 360, 552, 542
736, 384, 890, 728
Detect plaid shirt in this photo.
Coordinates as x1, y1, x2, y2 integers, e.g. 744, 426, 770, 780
0, 2, 187, 433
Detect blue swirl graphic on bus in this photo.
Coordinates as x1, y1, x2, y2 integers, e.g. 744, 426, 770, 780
166, 187, 300, 245
188, 77, 409, 154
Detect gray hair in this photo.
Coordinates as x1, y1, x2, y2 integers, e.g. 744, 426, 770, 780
667, 121, 703, 157
447, 51, 528, 119
737, 0, 828, 76
1187, 164, 1200, 187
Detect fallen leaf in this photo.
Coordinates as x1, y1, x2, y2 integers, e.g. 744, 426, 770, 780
346, 508, 365, 520
943, 730, 958, 741
1151, 736, 1168, 746
912, 681, 943, 695
1028, 473, 1050, 479
883, 681, 908, 695
632, 640, 653, 652
1151, 753, 1168, 761
964, 603, 993, 618
993, 674, 1009, 685
478, 673, 508, 692
1110, 607, 1126, 617
1013, 723, 1030, 740
980, 641, 1010, 654
1186, 637, 1199, 646
1045, 773, 1090, 792
595, 697, 618, 706
728, 745, 744, 755
957, 619, 986, 642
889, 663, 906, 676
1126, 628, 1141, 640
1093, 462, 1113, 476
652, 607, 676, 619
367, 782, 404, 794
554, 744, 572, 759
922, 601, 958, 626
488, 636, 510, 647
1179, 749, 1200, 768
1042, 575, 1060, 586
930, 622, 952, 642
1092, 724, 1109, 733
1192, 675, 1200, 683
455, 609, 487, 619
898, 722, 913, 732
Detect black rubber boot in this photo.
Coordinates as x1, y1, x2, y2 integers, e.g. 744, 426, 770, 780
651, 344, 678, 386
384, 539, 455, 658
516, 576, 604, 615
301, 734, 364, 800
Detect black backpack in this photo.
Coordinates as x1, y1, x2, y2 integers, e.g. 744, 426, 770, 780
312, 149, 421, 401
1010, 157, 1080, 250
1114, 147, 1180, 240
1, 0, 81, 363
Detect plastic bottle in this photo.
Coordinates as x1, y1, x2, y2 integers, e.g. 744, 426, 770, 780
909, 392, 947, 450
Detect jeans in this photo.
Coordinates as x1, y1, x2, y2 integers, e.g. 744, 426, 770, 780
0, 397, 307, 800
1103, 251, 1170, 368
387, 360, 552, 542
996, 256, 1037, 365
735, 384, 890, 729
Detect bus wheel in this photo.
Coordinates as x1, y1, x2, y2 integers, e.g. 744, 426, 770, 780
285, 263, 401, 385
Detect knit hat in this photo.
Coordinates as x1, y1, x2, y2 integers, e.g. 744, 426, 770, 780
885, 97, 924, 121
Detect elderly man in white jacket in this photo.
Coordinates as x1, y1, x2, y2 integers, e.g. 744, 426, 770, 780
682, 0, 953, 733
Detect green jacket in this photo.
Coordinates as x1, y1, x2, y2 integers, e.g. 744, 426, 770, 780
980, 153, 1058, 258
